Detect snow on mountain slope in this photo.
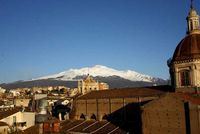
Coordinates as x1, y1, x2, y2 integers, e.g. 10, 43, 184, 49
35, 65, 161, 83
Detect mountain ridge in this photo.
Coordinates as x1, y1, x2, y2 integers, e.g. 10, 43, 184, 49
0, 65, 168, 89
35, 65, 164, 83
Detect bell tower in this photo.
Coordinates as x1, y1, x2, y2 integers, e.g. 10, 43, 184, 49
169, 0, 200, 93
186, 0, 200, 34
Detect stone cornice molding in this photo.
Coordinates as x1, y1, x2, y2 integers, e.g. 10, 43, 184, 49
173, 58, 200, 64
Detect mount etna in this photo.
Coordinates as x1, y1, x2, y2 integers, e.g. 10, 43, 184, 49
0, 65, 168, 89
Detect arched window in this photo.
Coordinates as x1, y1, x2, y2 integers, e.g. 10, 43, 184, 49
180, 70, 191, 86
190, 21, 193, 30
90, 114, 97, 120
102, 114, 108, 120
80, 114, 86, 120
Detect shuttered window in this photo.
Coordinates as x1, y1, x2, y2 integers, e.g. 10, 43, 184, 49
180, 70, 190, 86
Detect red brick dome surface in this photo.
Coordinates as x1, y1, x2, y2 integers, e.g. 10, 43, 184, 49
172, 33, 200, 62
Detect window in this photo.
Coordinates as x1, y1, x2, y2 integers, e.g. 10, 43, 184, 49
195, 21, 198, 29
180, 70, 190, 86
102, 114, 108, 120
21, 122, 26, 127
190, 21, 193, 30
13, 116, 16, 124
80, 114, 86, 120
91, 114, 97, 120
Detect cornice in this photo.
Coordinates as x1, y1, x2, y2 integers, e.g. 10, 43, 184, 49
173, 58, 200, 64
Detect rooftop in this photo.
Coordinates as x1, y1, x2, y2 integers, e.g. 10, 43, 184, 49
61, 120, 127, 134
0, 107, 21, 120
0, 121, 8, 126
77, 86, 166, 99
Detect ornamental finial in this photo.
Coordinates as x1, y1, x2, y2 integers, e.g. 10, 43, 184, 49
190, 0, 194, 9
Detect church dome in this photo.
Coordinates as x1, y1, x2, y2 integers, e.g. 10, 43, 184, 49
172, 33, 200, 62
188, 8, 198, 17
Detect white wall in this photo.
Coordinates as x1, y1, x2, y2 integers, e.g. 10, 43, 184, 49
0, 112, 35, 130
0, 126, 9, 134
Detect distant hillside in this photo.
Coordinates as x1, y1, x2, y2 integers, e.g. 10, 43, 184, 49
0, 75, 168, 90
0, 79, 77, 90
0, 65, 169, 90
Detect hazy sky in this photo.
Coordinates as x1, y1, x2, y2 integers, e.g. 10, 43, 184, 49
0, 0, 198, 83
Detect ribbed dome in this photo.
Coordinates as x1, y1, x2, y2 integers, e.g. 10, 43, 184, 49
189, 9, 198, 16
172, 33, 200, 62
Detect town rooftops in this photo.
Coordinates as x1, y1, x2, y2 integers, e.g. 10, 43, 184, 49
15, 124, 40, 134
0, 121, 8, 126
61, 119, 127, 134
0, 107, 34, 120
77, 87, 166, 99
143, 92, 200, 109
0, 101, 4, 106
0, 107, 21, 120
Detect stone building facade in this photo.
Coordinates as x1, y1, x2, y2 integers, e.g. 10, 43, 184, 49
78, 74, 109, 94
78, 74, 99, 94
68, 2, 200, 134
142, 93, 200, 134
142, 2, 200, 134
70, 87, 164, 133
72, 88, 163, 120
14, 98, 31, 107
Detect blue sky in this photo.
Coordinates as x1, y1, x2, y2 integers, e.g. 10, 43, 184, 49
0, 0, 198, 83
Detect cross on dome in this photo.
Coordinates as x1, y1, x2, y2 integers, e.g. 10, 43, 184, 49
190, 0, 194, 9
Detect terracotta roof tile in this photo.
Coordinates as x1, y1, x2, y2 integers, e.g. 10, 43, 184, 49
0, 101, 4, 106
0, 107, 21, 120
16, 124, 40, 134
77, 87, 164, 99
0, 121, 8, 126
61, 120, 126, 134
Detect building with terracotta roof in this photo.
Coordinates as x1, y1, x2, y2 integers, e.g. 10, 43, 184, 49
142, 93, 200, 134
142, 1, 200, 134
0, 122, 9, 134
0, 107, 35, 133
70, 87, 165, 133
11, 1, 200, 134
169, 1, 200, 93
68, 1, 200, 134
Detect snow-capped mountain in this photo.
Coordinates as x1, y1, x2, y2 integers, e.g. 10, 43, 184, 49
35, 65, 163, 83
0, 65, 168, 89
